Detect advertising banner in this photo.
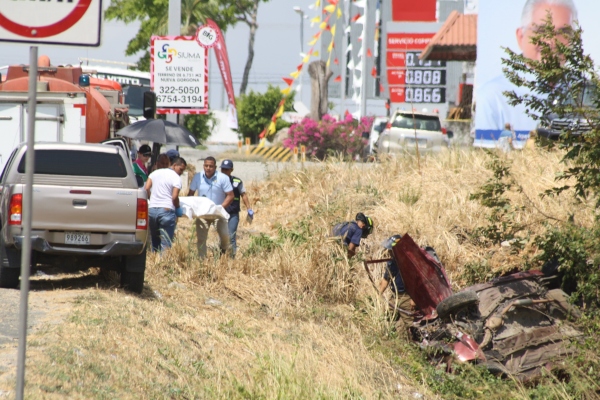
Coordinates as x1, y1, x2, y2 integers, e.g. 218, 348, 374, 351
202, 19, 238, 130
475, 0, 600, 148
150, 36, 209, 114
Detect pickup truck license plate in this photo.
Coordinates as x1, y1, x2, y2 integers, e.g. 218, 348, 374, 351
65, 232, 91, 245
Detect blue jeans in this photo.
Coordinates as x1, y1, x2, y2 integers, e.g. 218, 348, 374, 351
149, 207, 177, 252
228, 213, 240, 258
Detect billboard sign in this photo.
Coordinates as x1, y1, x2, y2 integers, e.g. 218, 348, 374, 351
150, 36, 209, 115
0, 0, 102, 46
475, 0, 600, 148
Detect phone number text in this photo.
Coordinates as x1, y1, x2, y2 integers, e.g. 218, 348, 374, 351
156, 95, 204, 104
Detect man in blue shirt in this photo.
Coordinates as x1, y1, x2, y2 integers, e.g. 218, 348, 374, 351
332, 212, 373, 258
188, 156, 234, 258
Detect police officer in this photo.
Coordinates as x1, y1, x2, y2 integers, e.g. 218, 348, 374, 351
219, 159, 253, 258
332, 212, 373, 258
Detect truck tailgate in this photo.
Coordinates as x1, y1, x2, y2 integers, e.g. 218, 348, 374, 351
30, 185, 138, 233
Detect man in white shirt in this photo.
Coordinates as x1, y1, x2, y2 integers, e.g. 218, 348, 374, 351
145, 157, 187, 252
188, 156, 234, 258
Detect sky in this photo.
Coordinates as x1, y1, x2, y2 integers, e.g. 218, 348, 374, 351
0, 0, 387, 116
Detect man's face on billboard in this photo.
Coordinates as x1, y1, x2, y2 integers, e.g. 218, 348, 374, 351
516, 3, 572, 61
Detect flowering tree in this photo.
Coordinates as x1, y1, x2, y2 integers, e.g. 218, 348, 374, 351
283, 114, 374, 160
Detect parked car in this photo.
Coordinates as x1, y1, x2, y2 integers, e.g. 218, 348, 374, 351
363, 117, 389, 159
537, 83, 597, 140
365, 234, 582, 380
0, 142, 149, 292
375, 111, 452, 155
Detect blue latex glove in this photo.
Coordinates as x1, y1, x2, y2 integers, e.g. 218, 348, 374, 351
176, 207, 184, 217
247, 209, 254, 220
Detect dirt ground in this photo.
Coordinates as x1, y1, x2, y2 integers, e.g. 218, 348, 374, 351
0, 270, 107, 393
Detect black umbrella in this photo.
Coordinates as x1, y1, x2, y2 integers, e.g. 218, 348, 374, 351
116, 119, 200, 147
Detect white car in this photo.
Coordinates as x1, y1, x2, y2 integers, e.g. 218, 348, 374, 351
376, 111, 451, 154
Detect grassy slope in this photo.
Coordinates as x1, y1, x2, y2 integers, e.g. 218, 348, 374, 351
7, 148, 600, 399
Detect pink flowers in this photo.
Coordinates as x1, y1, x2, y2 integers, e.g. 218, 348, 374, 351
283, 115, 374, 160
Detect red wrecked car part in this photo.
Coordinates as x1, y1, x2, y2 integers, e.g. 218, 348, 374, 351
392, 233, 453, 318
454, 331, 486, 362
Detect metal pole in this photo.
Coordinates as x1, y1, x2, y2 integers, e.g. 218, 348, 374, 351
340, 0, 348, 116
167, 0, 181, 129
300, 11, 304, 54
16, 45, 38, 400
359, 2, 369, 118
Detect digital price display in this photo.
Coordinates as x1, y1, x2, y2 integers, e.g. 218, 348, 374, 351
404, 87, 446, 103
386, 44, 447, 104
404, 51, 445, 68
406, 69, 446, 86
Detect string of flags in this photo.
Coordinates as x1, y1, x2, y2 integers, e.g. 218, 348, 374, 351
260, 0, 383, 140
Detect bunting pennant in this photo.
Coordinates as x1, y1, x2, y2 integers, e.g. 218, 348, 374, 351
334, 75, 341, 82
270, 1, 339, 138
353, 0, 366, 8
351, 13, 361, 22
371, 66, 377, 77
367, 48, 372, 57
334, 58, 339, 65
276, 105, 285, 117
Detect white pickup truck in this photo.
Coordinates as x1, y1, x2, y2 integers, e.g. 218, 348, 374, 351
0, 142, 148, 292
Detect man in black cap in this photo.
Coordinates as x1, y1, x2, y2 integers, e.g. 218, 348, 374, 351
332, 212, 373, 258
219, 159, 253, 258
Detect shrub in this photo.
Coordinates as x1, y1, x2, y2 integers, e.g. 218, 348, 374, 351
283, 114, 374, 160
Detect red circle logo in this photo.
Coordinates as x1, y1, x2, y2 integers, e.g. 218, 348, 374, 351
0, 0, 91, 38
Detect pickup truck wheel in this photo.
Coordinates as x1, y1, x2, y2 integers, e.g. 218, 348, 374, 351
121, 251, 146, 293
0, 265, 19, 288
121, 271, 144, 293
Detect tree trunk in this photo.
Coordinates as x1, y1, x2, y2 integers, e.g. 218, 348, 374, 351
308, 61, 334, 121
239, 0, 259, 95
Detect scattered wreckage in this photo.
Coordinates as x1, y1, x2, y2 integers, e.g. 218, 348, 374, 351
364, 234, 583, 380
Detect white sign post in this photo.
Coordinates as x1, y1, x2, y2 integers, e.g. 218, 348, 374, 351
151, 36, 209, 114
0, 0, 102, 46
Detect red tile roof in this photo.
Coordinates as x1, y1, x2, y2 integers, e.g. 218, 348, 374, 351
420, 11, 477, 61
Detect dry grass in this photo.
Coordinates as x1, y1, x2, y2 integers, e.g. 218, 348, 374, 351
2, 146, 596, 398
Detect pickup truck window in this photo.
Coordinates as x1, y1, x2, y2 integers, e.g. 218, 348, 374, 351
17, 150, 127, 178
